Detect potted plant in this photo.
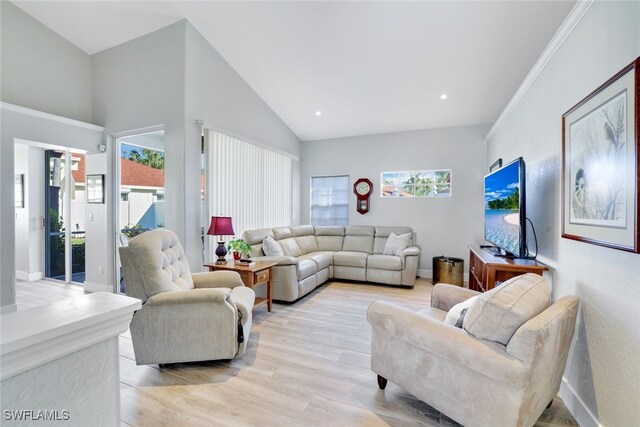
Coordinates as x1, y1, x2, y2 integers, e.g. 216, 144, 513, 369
227, 239, 252, 261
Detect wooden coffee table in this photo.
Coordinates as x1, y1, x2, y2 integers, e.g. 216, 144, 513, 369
204, 261, 277, 312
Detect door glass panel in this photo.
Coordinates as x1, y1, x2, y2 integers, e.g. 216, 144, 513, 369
45, 150, 66, 280
117, 130, 165, 293
70, 154, 85, 283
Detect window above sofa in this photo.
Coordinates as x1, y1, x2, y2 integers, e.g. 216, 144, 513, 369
381, 169, 451, 198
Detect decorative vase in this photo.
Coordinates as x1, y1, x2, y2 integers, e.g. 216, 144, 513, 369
233, 251, 241, 261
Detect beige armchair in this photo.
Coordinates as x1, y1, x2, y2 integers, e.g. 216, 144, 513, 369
367, 281, 579, 427
119, 229, 254, 365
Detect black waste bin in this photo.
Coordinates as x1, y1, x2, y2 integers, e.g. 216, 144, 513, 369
432, 256, 464, 286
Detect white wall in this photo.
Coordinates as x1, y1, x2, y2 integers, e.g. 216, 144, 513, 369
0, 2, 105, 306
0, 2, 92, 123
91, 21, 187, 279
184, 22, 302, 271
301, 124, 488, 275
1, 109, 105, 306
14, 145, 44, 281
486, 2, 640, 426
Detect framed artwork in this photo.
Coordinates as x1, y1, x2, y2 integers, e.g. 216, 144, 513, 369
87, 174, 105, 204
15, 174, 24, 208
562, 57, 639, 253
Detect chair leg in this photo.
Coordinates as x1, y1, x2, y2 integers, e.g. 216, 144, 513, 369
546, 399, 553, 409
377, 375, 388, 390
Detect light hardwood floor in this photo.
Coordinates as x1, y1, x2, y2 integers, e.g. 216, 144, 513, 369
16, 279, 578, 427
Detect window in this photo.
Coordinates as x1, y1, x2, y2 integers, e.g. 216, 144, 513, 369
381, 169, 452, 197
206, 130, 292, 260
310, 176, 349, 226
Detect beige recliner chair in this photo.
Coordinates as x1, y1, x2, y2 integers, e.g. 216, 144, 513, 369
119, 229, 255, 365
368, 277, 579, 427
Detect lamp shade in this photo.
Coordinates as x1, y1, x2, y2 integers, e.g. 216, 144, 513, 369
207, 216, 235, 236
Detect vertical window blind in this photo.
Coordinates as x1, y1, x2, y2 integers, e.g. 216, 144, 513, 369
206, 130, 292, 261
310, 175, 349, 226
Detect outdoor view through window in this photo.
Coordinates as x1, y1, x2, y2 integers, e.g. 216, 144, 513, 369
381, 169, 451, 197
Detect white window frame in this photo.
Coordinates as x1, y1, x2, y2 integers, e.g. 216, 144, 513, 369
380, 169, 452, 198
310, 175, 349, 226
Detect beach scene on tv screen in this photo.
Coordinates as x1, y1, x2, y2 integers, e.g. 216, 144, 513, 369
485, 161, 520, 255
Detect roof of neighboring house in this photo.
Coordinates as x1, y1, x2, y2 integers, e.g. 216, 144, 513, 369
72, 154, 164, 188
381, 185, 412, 197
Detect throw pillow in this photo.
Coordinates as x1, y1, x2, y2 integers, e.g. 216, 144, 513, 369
463, 273, 551, 345
444, 295, 479, 328
262, 236, 284, 256
382, 232, 411, 256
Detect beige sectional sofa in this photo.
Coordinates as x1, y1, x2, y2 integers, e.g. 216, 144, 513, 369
242, 225, 420, 302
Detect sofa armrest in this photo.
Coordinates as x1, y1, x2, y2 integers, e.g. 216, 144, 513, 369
192, 271, 244, 289
251, 255, 299, 266
430, 283, 481, 311
367, 301, 527, 387
230, 287, 255, 326
401, 246, 420, 259
146, 288, 230, 306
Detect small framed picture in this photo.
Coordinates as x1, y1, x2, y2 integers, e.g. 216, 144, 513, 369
15, 174, 24, 208
562, 57, 639, 253
87, 174, 105, 204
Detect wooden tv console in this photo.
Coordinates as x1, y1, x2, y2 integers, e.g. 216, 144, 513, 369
468, 244, 548, 292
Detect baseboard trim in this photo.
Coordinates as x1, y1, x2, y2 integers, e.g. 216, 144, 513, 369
417, 269, 432, 278
15, 270, 44, 282
84, 281, 114, 293
1, 304, 18, 314
559, 377, 602, 427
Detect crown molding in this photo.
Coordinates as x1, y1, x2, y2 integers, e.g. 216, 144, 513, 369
0, 102, 105, 133
485, 0, 596, 142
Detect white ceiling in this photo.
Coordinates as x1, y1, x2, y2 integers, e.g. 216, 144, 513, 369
13, 1, 575, 141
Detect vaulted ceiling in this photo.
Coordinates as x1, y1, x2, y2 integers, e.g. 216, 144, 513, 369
13, 1, 575, 141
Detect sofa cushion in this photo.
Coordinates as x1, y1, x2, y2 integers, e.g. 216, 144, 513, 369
382, 232, 412, 256
262, 236, 285, 256
373, 226, 414, 253
367, 254, 402, 271
294, 235, 319, 254
298, 252, 332, 271
290, 225, 315, 236
278, 237, 303, 258
333, 251, 368, 268
242, 228, 274, 257
342, 225, 375, 254
273, 226, 293, 240
243, 228, 273, 245
444, 295, 480, 328
298, 259, 318, 280
463, 273, 551, 345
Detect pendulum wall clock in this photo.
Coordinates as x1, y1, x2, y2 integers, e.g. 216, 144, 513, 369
353, 178, 373, 214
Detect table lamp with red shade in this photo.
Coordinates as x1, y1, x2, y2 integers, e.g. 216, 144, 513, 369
207, 216, 235, 265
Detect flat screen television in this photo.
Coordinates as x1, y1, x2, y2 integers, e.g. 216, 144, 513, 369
484, 157, 526, 258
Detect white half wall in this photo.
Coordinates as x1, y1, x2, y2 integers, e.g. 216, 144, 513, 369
486, 2, 640, 425
301, 124, 489, 274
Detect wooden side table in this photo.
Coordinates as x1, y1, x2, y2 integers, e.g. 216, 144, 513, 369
468, 244, 548, 292
204, 261, 277, 312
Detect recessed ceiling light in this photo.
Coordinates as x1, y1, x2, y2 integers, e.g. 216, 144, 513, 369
440, 94, 447, 100
315, 111, 322, 116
